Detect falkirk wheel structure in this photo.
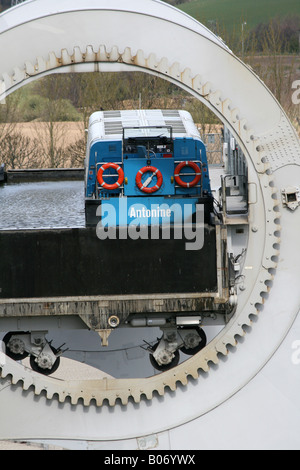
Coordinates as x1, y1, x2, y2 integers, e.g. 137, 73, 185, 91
0, 0, 300, 450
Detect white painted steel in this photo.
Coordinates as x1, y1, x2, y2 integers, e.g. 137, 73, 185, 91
2, 306, 300, 450
0, 0, 300, 448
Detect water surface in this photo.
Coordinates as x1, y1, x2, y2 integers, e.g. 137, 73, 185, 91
0, 181, 85, 230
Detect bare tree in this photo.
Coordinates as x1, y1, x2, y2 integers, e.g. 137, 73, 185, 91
0, 93, 20, 144
246, 19, 298, 118
30, 76, 82, 167
0, 132, 41, 169
65, 136, 86, 168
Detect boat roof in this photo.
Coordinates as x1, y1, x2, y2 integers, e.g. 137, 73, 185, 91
87, 109, 201, 144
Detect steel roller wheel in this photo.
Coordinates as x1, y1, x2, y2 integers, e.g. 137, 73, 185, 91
179, 327, 207, 356
3, 332, 29, 361
29, 346, 61, 376
149, 341, 180, 372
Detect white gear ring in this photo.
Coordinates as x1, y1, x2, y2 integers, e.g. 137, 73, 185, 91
0, 45, 280, 407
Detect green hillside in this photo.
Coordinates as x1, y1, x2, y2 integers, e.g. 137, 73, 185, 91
175, 0, 300, 32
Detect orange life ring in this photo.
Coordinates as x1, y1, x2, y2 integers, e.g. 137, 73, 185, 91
136, 166, 163, 194
97, 162, 124, 190
174, 161, 201, 188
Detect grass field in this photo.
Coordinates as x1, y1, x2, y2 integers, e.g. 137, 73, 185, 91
177, 0, 300, 32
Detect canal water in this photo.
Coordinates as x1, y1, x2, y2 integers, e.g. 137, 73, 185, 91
0, 181, 86, 230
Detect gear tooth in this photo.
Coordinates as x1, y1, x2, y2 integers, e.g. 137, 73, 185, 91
23, 377, 32, 390
198, 359, 209, 372
22, 377, 33, 391
109, 396, 118, 406
167, 378, 177, 391
118, 392, 129, 406
181, 373, 189, 386
217, 335, 237, 353
215, 342, 228, 356
191, 370, 200, 379
144, 389, 153, 400
46, 389, 54, 401
131, 390, 142, 403
203, 349, 218, 366
58, 391, 67, 404
33, 381, 44, 395
200, 363, 210, 373
82, 396, 91, 407
182, 361, 200, 379
234, 324, 246, 337
156, 384, 166, 396
0, 365, 8, 379
70, 394, 79, 406
11, 375, 20, 386
2, 365, 12, 378
242, 316, 253, 328
95, 396, 103, 407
